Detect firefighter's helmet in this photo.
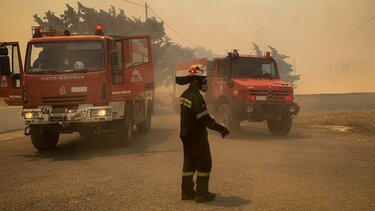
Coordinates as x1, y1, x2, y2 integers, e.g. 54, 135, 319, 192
176, 64, 207, 85
188, 64, 207, 77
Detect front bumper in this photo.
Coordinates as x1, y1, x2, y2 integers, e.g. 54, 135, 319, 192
244, 102, 300, 121
23, 106, 112, 125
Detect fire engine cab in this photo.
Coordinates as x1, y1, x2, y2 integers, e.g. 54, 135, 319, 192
0, 25, 155, 151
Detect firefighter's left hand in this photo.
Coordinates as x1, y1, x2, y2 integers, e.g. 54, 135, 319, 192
220, 127, 230, 139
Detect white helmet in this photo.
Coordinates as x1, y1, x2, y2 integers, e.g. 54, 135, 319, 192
188, 64, 207, 77
176, 64, 207, 85
73, 61, 85, 70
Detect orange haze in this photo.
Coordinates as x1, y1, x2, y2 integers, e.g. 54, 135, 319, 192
1, 0, 374, 94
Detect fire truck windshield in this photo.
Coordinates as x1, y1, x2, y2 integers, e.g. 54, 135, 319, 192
232, 57, 278, 78
25, 41, 104, 74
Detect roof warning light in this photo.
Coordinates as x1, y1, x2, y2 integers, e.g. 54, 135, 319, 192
94, 24, 105, 35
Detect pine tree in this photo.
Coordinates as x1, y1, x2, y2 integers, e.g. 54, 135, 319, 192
251, 42, 263, 57
267, 45, 300, 85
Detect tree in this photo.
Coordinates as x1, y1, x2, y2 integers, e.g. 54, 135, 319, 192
267, 45, 300, 85
194, 46, 215, 60
251, 42, 263, 57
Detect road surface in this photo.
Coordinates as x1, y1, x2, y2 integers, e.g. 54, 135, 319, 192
0, 109, 374, 210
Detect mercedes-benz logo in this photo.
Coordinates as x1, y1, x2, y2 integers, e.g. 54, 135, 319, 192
267, 90, 275, 99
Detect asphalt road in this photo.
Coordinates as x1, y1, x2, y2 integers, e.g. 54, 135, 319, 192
0, 109, 374, 210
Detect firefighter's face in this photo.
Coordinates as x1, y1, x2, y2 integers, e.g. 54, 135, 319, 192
198, 77, 208, 92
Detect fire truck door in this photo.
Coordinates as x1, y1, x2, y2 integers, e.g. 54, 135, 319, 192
0, 42, 23, 106
110, 36, 153, 97
123, 37, 154, 93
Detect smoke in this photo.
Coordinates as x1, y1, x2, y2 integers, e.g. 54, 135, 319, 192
154, 86, 175, 108
152, 0, 375, 94
1, 0, 374, 94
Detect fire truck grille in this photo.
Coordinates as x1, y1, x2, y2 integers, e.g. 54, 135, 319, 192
41, 95, 87, 104
249, 89, 290, 100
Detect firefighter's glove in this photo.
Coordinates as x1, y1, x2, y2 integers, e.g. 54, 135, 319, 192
218, 125, 230, 139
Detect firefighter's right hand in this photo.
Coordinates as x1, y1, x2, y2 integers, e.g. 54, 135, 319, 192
219, 125, 230, 139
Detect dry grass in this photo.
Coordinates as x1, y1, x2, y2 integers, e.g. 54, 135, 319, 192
297, 109, 375, 134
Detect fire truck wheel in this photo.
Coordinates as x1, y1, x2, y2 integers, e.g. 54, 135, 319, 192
267, 114, 292, 136
216, 104, 241, 131
124, 118, 133, 146
136, 101, 152, 133
30, 125, 59, 151
115, 118, 133, 147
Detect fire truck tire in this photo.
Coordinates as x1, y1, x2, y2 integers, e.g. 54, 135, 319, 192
115, 118, 133, 147
124, 118, 133, 146
30, 125, 59, 151
216, 104, 241, 131
267, 114, 292, 136
136, 101, 152, 133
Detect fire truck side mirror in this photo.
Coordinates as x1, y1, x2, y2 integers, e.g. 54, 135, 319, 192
0, 47, 11, 76
109, 50, 118, 66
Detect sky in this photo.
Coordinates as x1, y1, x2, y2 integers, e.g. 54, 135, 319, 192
1, 0, 375, 94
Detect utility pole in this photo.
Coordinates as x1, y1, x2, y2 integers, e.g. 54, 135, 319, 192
145, 3, 148, 20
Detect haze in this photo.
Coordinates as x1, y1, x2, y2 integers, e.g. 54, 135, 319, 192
1, 0, 374, 94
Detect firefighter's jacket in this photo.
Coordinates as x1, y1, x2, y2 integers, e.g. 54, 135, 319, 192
180, 85, 222, 143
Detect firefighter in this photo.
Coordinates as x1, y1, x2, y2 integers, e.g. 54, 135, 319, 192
32, 51, 46, 68
176, 64, 230, 203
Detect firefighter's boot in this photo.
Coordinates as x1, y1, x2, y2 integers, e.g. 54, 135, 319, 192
195, 176, 216, 203
181, 175, 195, 200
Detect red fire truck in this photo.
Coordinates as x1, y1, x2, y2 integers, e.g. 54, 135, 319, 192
174, 50, 299, 136
0, 26, 155, 150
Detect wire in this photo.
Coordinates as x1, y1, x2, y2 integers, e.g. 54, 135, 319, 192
147, 7, 198, 47
336, 14, 375, 46
122, 0, 198, 47
123, 0, 144, 8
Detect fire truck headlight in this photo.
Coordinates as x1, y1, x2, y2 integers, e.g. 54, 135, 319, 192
97, 109, 106, 117
25, 112, 33, 119
90, 109, 111, 117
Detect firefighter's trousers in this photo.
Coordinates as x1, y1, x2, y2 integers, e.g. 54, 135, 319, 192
181, 139, 212, 196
